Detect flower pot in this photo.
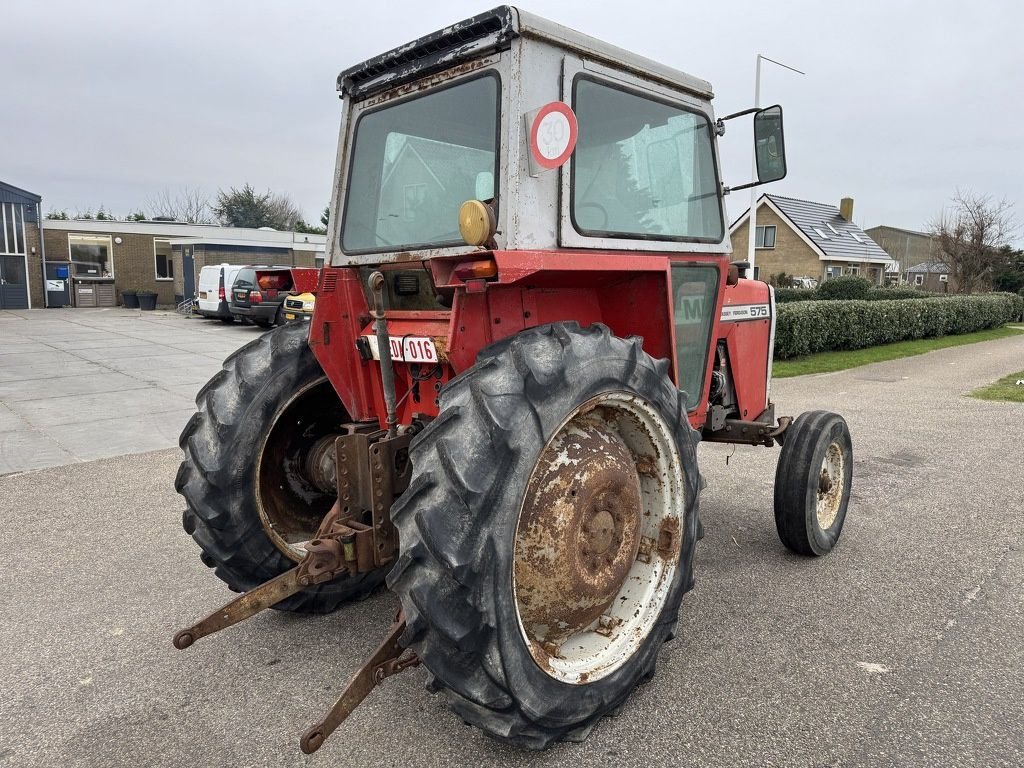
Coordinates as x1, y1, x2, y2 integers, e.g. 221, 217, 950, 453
137, 292, 157, 311
122, 290, 139, 309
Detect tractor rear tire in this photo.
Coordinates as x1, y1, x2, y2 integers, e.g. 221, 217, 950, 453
773, 410, 853, 556
388, 322, 702, 748
176, 322, 386, 613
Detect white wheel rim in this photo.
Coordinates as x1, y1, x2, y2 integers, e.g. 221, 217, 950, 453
512, 391, 686, 685
816, 442, 844, 529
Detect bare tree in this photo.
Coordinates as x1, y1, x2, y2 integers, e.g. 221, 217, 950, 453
148, 187, 214, 224
930, 191, 1016, 293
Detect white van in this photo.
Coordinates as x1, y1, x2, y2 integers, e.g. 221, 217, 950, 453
196, 264, 247, 321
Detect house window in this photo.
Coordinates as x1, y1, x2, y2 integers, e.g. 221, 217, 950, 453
69, 234, 113, 277
755, 225, 776, 249
914, 274, 924, 286
813, 227, 830, 239
154, 238, 173, 280
1, 203, 27, 254
825, 266, 842, 280
939, 274, 949, 283
846, 265, 859, 276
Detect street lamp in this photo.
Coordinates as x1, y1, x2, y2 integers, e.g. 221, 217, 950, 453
747, 54, 804, 278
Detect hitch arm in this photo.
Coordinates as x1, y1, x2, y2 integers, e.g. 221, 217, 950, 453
299, 614, 419, 754
172, 567, 304, 649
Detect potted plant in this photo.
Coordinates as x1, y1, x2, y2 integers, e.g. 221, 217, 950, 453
136, 290, 158, 311
121, 289, 139, 309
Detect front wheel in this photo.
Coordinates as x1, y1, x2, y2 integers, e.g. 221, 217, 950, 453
388, 323, 702, 748
773, 410, 853, 556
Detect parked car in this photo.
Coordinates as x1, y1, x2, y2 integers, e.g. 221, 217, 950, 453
229, 267, 319, 328
283, 291, 315, 322
790, 276, 818, 289
196, 264, 247, 322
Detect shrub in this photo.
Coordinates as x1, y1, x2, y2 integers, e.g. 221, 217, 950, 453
816, 276, 872, 300
774, 293, 1023, 359
774, 287, 815, 303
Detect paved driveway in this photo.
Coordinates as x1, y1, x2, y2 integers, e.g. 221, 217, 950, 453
0, 308, 259, 475
1, 317, 1022, 767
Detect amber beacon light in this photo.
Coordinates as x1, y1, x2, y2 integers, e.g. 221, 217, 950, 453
458, 199, 496, 247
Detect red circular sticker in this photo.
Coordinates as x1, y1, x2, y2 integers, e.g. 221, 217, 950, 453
530, 102, 578, 170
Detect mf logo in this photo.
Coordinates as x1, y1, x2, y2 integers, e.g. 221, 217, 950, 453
675, 290, 707, 326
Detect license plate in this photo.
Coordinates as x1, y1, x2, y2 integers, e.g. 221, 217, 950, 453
285, 313, 296, 321
362, 335, 439, 363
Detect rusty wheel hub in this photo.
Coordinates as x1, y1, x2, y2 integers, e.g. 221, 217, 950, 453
513, 391, 686, 684
816, 442, 844, 529
256, 377, 347, 561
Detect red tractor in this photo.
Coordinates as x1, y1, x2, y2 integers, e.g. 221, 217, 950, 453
174, 6, 853, 753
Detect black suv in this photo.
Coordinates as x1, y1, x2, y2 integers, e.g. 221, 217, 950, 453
229, 267, 317, 328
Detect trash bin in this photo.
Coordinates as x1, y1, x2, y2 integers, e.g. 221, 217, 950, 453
121, 290, 139, 309
137, 291, 157, 311
73, 278, 116, 307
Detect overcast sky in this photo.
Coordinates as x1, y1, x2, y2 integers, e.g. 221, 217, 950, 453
4, 0, 1022, 239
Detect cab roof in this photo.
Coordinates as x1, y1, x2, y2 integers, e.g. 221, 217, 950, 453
338, 6, 713, 102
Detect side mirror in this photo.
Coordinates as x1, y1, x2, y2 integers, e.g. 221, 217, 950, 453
753, 105, 786, 184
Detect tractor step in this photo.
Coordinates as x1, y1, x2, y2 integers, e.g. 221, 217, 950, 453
300, 613, 419, 754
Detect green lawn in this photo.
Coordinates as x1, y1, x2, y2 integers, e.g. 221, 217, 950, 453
773, 326, 1024, 378
970, 369, 1024, 402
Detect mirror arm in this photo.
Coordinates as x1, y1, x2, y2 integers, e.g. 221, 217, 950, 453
723, 179, 761, 194
718, 106, 761, 122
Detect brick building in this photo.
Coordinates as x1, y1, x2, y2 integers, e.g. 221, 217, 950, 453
34, 219, 324, 308
730, 194, 895, 285
864, 225, 936, 275
905, 261, 954, 292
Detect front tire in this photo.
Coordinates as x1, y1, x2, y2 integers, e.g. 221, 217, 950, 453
176, 322, 386, 612
773, 410, 853, 556
388, 323, 701, 748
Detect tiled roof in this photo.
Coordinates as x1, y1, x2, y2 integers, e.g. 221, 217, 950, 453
765, 194, 891, 262
906, 261, 949, 274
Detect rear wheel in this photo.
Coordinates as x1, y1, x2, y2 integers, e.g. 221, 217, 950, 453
773, 410, 853, 556
176, 322, 386, 612
388, 323, 701, 748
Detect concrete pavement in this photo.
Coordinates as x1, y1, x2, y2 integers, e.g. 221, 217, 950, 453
0, 308, 260, 475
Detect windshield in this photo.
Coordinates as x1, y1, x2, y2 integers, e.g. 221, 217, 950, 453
342, 74, 500, 253
571, 78, 723, 242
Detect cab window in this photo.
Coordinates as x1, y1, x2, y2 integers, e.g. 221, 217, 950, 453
572, 78, 723, 243
671, 265, 720, 409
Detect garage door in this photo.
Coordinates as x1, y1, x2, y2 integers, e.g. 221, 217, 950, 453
0, 254, 28, 309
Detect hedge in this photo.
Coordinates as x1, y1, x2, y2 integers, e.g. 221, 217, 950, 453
774, 293, 1024, 359
774, 284, 945, 304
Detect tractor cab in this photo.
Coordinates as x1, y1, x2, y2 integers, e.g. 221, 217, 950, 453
331, 6, 731, 265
